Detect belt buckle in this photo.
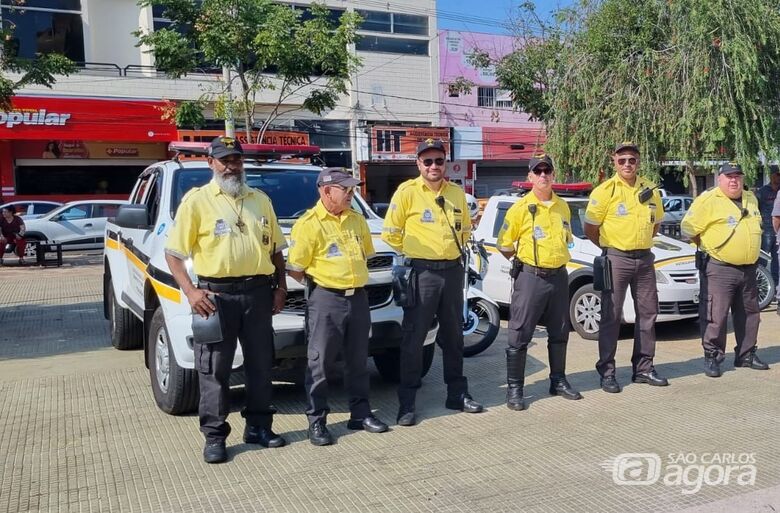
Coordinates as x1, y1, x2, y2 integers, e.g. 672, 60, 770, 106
345, 289, 355, 297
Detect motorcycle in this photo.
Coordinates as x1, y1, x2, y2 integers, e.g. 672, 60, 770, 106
757, 249, 776, 310
461, 237, 501, 357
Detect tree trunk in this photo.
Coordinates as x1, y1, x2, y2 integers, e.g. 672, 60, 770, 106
685, 160, 699, 197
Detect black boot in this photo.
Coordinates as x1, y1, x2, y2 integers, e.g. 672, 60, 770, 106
704, 350, 722, 378
548, 342, 581, 399
735, 346, 770, 370
506, 347, 526, 411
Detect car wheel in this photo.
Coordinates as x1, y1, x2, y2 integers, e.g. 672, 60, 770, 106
107, 278, 143, 350
374, 343, 435, 383
148, 306, 198, 415
756, 264, 775, 310
570, 283, 601, 340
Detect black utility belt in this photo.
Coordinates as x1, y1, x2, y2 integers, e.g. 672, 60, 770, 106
197, 274, 272, 293
521, 264, 565, 278
409, 258, 461, 271
606, 248, 652, 259
312, 283, 364, 297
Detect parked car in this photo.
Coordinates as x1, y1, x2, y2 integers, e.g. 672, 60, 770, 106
103, 143, 438, 415
662, 195, 693, 223
476, 192, 700, 340
0, 200, 62, 219
23, 200, 127, 252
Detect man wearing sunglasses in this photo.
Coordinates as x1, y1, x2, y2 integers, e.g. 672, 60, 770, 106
497, 154, 583, 410
287, 167, 389, 445
382, 138, 483, 427
584, 142, 668, 393
681, 163, 769, 377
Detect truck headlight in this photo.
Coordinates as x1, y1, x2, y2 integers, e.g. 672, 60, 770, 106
655, 270, 668, 284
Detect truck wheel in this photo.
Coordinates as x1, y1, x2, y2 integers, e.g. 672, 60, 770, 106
374, 342, 435, 383
148, 306, 198, 415
570, 283, 601, 340
108, 278, 143, 350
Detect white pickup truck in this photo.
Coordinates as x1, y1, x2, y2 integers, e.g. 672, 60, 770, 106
103, 143, 437, 414
475, 193, 701, 339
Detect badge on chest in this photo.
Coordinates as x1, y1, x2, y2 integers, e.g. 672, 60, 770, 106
326, 242, 343, 258
214, 219, 231, 237
421, 209, 435, 223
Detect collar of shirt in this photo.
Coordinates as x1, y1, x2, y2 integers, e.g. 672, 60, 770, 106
314, 200, 353, 222
612, 173, 646, 191
524, 190, 561, 209
414, 175, 450, 195
206, 179, 250, 199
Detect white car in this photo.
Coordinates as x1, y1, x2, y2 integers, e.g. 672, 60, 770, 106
23, 200, 127, 251
476, 194, 700, 340
0, 200, 62, 219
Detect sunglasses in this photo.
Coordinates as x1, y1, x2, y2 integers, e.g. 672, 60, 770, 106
218, 155, 242, 165
332, 185, 355, 194
532, 167, 553, 175
421, 157, 445, 167
616, 157, 638, 166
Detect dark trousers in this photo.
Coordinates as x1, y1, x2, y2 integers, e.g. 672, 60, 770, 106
762, 231, 779, 286
699, 260, 760, 362
194, 285, 275, 441
596, 252, 658, 377
398, 264, 468, 409
508, 268, 569, 377
305, 286, 371, 425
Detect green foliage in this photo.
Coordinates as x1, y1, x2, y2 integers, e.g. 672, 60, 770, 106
495, 0, 780, 186
0, 6, 76, 109
136, 0, 362, 138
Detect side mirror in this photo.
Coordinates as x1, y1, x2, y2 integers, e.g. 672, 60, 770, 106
51, 215, 62, 222
115, 204, 151, 230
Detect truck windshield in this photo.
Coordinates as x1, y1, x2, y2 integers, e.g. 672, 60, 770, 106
171, 167, 369, 220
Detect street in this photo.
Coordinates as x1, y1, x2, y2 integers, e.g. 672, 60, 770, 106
1, 256, 780, 512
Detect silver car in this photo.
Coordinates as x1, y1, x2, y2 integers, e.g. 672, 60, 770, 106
23, 200, 127, 251
0, 200, 63, 219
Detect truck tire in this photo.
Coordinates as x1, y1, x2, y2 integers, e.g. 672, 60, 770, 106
107, 278, 143, 350
374, 342, 435, 383
570, 283, 601, 340
148, 306, 198, 415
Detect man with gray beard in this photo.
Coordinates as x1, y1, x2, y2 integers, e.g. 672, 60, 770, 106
166, 136, 288, 464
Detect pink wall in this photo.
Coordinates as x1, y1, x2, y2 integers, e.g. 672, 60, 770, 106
438, 30, 541, 129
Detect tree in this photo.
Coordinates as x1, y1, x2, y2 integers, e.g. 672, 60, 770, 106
491, 0, 780, 194
0, 1, 76, 109
136, 0, 362, 142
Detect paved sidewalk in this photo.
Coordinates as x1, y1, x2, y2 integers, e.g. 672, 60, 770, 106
1, 260, 779, 512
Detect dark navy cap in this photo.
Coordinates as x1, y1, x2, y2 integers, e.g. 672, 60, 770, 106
529, 153, 554, 172
416, 138, 447, 156
614, 141, 639, 154
317, 167, 362, 187
719, 162, 743, 175
209, 136, 243, 158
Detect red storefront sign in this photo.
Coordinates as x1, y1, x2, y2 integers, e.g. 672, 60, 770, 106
370, 126, 452, 161
0, 96, 177, 141
482, 127, 546, 160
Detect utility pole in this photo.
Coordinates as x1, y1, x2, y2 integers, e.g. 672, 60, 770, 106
222, 66, 235, 137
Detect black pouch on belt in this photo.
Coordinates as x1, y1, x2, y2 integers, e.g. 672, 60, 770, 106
695, 250, 709, 271
593, 254, 613, 292
392, 263, 417, 308
191, 294, 224, 344
509, 258, 522, 279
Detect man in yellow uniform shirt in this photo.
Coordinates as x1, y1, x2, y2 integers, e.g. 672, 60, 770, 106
681, 162, 770, 377
165, 136, 288, 464
382, 139, 483, 427
287, 168, 389, 445
584, 142, 669, 393
497, 154, 583, 411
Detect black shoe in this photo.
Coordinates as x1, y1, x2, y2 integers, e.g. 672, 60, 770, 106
632, 370, 669, 386
243, 426, 286, 448
445, 393, 484, 413
347, 415, 389, 433
549, 377, 583, 400
308, 421, 333, 446
704, 355, 722, 378
396, 409, 416, 426
203, 440, 227, 464
506, 384, 525, 411
600, 376, 621, 393
735, 347, 770, 370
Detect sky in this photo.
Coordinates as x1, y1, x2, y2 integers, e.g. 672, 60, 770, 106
436, 0, 576, 35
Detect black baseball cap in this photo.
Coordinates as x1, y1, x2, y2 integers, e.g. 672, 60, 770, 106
614, 141, 639, 154
529, 153, 554, 172
209, 136, 243, 159
416, 138, 447, 156
317, 167, 362, 187
719, 162, 743, 175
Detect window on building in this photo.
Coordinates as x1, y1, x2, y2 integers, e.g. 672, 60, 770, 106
1, 0, 84, 62
477, 87, 496, 107
356, 35, 428, 56
357, 10, 427, 36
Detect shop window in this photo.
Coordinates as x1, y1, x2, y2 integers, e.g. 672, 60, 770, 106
357, 10, 427, 36
356, 36, 428, 56
393, 13, 427, 36
1, 2, 84, 62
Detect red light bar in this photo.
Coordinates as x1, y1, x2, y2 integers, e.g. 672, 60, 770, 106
168, 141, 321, 159
511, 181, 593, 194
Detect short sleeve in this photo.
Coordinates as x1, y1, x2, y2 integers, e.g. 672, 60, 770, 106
286, 219, 313, 272
267, 202, 287, 253
361, 218, 375, 257
497, 202, 524, 252
584, 183, 609, 225
165, 197, 197, 259
681, 196, 707, 238
381, 188, 407, 253
653, 190, 664, 224
459, 192, 472, 236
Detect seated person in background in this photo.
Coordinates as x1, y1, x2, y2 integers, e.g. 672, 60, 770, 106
0, 205, 27, 265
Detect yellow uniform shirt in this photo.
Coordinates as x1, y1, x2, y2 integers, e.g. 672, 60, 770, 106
497, 192, 572, 269
381, 177, 471, 260
287, 201, 375, 289
584, 174, 664, 250
165, 180, 285, 278
680, 188, 762, 265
